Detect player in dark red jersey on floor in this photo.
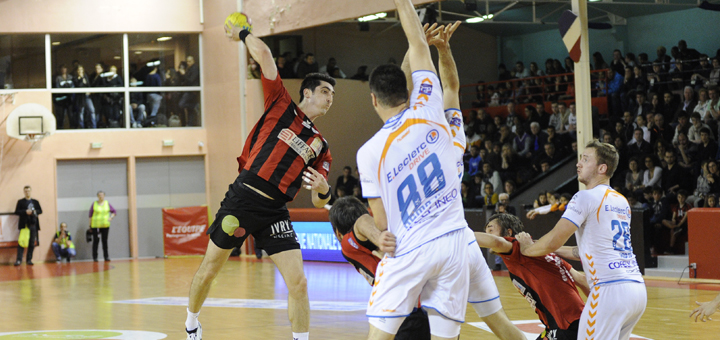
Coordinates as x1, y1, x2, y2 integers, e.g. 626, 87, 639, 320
185, 13, 335, 340
476, 213, 590, 340
329, 196, 429, 340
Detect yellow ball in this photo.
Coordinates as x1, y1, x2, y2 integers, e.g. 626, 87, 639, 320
225, 12, 253, 32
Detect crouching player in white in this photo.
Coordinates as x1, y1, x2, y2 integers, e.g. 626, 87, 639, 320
357, 0, 472, 338
517, 140, 647, 340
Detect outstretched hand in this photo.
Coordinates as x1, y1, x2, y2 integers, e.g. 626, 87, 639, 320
423, 21, 461, 50
690, 299, 719, 322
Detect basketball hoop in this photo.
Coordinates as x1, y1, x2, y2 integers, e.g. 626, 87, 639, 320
24, 132, 47, 145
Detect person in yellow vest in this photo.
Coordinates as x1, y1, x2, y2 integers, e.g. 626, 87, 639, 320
51, 222, 76, 262
88, 191, 116, 262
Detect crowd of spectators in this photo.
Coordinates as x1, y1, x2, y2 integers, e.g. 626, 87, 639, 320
459, 100, 578, 212
246, 52, 375, 82
53, 55, 201, 129
471, 39, 719, 256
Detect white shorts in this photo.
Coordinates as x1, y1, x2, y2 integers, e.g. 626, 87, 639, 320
579, 281, 647, 340
464, 228, 502, 317
368, 229, 469, 335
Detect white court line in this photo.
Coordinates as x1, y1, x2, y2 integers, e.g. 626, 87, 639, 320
111, 297, 368, 312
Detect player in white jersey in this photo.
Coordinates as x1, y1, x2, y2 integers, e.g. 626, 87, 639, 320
517, 140, 647, 340
357, 1, 470, 339
412, 22, 525, 340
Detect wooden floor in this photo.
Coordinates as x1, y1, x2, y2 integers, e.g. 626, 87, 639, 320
1, 256, 718, 340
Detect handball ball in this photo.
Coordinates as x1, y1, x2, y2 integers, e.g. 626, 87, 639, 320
225, 12, 253, 32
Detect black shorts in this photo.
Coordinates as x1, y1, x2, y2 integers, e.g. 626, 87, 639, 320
395, 308, 430, 340
537, 319, 579, 340
206, 178, 300, 256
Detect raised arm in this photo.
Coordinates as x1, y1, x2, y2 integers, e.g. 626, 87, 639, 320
226, 16, 278, 80
474, 231, 513, 254
426, 21, 461, 110
394, 0, 435, 73
517, 218, 577, 257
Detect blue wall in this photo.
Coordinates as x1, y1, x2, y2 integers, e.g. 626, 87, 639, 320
499, 8, 719, 77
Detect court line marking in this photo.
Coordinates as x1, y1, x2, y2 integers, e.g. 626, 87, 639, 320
111, 297, 368, 312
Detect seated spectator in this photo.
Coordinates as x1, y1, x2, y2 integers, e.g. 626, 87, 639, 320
526, 62, 542, 77
335, 166, 358, 198
496, 193, 516, 215
675, 132, 698, 170
296, 53, 319, 78
708, 87, 719, 122
651, 113, 674, 143
643, 156, 663, 189
629, 92, 653, 118
485, 142, 502, 171
649, 187, 671, 255
694, 88, 711, 121
691, 55, 713, 89
707, 160, 720, 195
513, 124, 532, 158
670, 59, 692, 90
611, 49, 627, 75
319, 57, 346, 79
51, 222, 76, 262
672, 112, 690, 146
482, 183, 499, 207
129, 77, 146, 128
556, 102, 570, 134
349, 66, 368, 81
526, 192, 569, 219
533, 191, 548, 208
527, 122, 544, 158
498, 63, 512, 81
659, 91, 678, 123
709, 58, 720, 87
534, 142, 565, 172
667, 189, 691, 251
705, 194, 718, 208
687, 112, 712, 143
481, 163, 502, 195
500, 143, 519, 181
534, 102, 550, 129
276, 54, 295, 79
655, 46, 672, 72
625, 157, 644, 196
469, 174, 485, 203
514, 61, 531, 78
467, 145, 482, 177
352, 185, 366, 205
498, 125, 513, 145
504, 180, 517, 198
676, 86, 698, 121
539, 160, 552, 173
662, 150, 686, 195
696, 127, 718, 162
606, 69, 625, 117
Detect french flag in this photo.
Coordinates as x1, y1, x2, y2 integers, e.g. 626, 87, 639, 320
559, 10, 582, 63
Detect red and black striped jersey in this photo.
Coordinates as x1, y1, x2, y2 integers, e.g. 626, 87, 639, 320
341, 228, 380, 286
237, 74, 332, 201
499, 237, 585, 331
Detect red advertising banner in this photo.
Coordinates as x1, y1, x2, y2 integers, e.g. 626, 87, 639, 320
163, 206, 209, 256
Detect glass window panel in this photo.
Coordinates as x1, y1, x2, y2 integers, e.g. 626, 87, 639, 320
128, 91, 201, 128
127, 34, 200, 87
51, 34, 123, 88
53, 92, 124, 130
0, 34, 46, 89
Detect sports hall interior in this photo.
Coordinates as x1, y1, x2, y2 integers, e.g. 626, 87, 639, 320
0, 0, 718, 339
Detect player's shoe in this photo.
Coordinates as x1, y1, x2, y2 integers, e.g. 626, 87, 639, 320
186, 322, 202, 340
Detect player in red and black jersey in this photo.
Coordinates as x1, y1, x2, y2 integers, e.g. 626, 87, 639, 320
476, 213, 590, 340
185, 15, 335, 340
329, 197, 429, 340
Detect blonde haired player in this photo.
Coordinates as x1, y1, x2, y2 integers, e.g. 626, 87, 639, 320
517, 140, 647, 340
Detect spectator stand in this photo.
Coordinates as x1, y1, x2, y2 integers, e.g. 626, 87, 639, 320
459, 69, 610, 120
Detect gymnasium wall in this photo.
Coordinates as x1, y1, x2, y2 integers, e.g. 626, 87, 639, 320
287, 22, 497, 88
499, 8, 716, 74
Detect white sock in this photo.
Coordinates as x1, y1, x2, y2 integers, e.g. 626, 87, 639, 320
292, 332, 309, 340
185, 308, 200, 330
